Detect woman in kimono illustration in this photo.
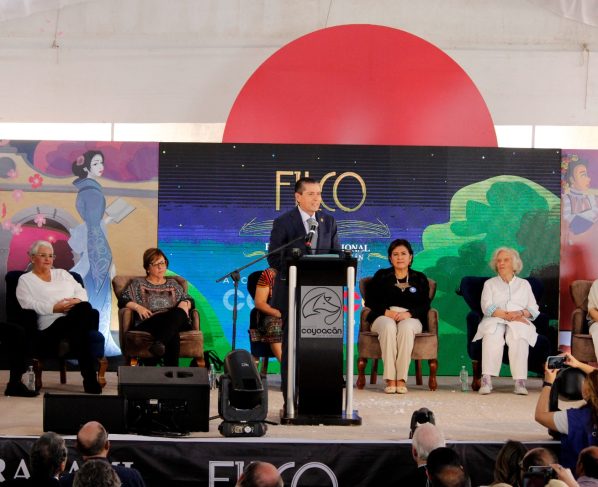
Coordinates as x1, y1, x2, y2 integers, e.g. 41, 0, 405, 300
70, 150, 120, 355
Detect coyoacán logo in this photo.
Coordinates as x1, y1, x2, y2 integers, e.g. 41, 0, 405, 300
301, 287, 342, 325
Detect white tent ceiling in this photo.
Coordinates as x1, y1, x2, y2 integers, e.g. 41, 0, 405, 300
0, 0, 597, 126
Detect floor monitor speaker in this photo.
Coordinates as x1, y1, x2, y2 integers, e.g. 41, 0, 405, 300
118, 366, 209, 434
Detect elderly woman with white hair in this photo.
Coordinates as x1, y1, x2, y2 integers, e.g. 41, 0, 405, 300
473, 247, 540, 396
15, 240, 102, 394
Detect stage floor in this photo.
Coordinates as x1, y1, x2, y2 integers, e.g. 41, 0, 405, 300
0, 370, 570, 442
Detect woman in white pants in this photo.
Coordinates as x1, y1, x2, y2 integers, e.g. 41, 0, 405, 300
367, 239, 430, 394
473, 247, 539, 395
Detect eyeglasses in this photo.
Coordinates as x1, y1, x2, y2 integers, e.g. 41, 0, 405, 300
35, 253, 56, 259
150, 261, 167, 268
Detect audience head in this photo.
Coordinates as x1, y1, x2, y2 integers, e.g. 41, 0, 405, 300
520, 447, 558, 484
426, 447, 467, 487
489, 247, 523, 275
412, 422, 446, 465
493, 440, 527, 487
29, 431, 67, 481
142, 248, 169, 276
236, 461, 283, 487
577, 446, 598, 479
73, 459, 121, 487
76, 421, 110, 458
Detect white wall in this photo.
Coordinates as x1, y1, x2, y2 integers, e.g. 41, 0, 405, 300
0, 0, 597, 128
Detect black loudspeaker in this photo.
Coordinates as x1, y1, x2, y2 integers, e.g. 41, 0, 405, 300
43, 394, 127, 434
118, 366, 209, 434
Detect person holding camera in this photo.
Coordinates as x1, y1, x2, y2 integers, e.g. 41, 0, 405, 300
520, 447, 571, 487
535, 353, 598, 470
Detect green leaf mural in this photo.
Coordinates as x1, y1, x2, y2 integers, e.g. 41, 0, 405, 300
416, 176, 560, 375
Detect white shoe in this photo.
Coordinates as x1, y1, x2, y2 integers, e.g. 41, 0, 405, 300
479, 375, 492, 395
514, 380, 528, 395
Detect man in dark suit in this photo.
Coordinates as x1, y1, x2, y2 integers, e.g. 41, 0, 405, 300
267, 177, 340, 404
59, 421, 145, 487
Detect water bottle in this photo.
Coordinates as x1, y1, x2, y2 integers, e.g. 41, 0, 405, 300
459, 365, 469, 392
25, 366, 35, 392
208, 367, 216, 390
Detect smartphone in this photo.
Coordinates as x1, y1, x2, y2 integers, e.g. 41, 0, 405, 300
547, 355, 567, 369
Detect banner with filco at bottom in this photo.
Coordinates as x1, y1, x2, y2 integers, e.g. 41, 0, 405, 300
0, 437, 556, 486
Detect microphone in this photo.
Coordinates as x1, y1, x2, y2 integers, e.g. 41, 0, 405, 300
305, 219, 319, 247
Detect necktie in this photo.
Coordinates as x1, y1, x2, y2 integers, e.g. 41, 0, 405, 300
306, 217, 318, 254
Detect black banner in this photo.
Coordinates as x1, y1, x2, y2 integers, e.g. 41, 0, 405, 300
0, 437, 558, 486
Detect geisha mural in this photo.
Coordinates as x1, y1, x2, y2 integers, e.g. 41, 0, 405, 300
70, 150, 121, 355
0, 141, 158, 356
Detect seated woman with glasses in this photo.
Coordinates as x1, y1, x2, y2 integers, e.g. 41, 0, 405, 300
15, 240, 102, 394
118, 248, 193, 366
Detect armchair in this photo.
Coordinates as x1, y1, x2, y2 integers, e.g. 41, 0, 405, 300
458, 276, 553, 391
356, 277, 439, 391
4, 270, 107, 391
112, 275, 205, 367
569, 279, 597, 363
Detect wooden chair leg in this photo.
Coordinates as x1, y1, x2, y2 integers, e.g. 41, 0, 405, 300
33, 359, 43, 392
428, 359, 438, 391
97, 357, 108, 388
471, 360, 482, 391
415, 360, 423, 386
370, 358, 379, 385
59, 359, 67, 384
356, 357, 367, 389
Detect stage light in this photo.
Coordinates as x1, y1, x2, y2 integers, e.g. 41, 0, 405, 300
218, 349, 268, 437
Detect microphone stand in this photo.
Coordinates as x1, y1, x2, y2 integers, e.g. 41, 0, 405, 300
215, 233, 309, 351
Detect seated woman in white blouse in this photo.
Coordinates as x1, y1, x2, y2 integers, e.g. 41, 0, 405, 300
15, 240, 102, 394
473, 247, 539, 396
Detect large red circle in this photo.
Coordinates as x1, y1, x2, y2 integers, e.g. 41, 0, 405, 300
224, 24, 496, 147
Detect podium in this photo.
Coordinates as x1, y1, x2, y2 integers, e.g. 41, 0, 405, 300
281, 253, 362, 425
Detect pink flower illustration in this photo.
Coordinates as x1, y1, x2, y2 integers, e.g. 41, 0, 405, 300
29, 173, 43, 189
34, 214, 46, 228
11, 223, 22, 235
7, 169, 17, 178
12, 189, 23, 202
